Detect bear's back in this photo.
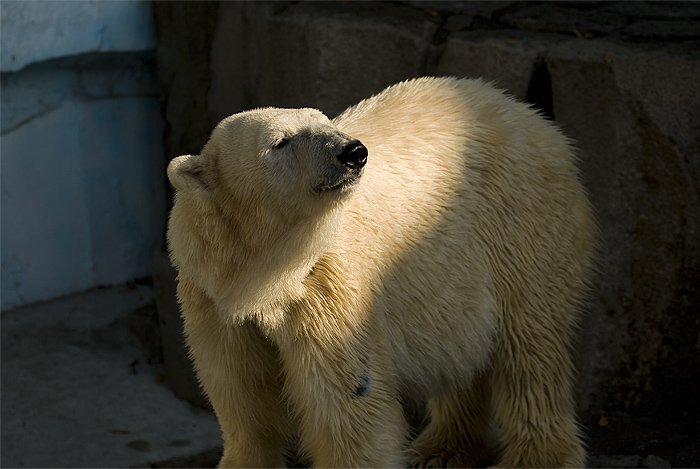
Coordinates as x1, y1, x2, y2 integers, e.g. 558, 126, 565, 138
331, 77, 596, 392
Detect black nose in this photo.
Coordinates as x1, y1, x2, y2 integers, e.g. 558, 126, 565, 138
337, 140, 367, 169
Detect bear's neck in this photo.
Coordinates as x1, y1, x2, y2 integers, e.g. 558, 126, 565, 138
191, 197, 343, 329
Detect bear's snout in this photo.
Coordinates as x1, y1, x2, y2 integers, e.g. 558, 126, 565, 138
337, 140, 367, 169
314, 137, 367, 193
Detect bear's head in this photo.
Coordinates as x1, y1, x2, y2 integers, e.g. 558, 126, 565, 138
167, 108, 367, 318
167, 107, 367, 223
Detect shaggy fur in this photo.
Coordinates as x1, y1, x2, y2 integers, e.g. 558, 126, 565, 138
167, 77, 597, 468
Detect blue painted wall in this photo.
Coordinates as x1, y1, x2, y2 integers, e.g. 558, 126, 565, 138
1, 1, 166, 310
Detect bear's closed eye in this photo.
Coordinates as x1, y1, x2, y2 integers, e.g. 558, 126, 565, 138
274, 137, 290, 149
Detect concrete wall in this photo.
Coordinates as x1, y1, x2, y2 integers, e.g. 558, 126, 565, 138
1, 1, 166, 310
152, 0, 700, 423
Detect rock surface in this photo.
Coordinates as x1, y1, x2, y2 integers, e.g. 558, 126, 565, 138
547, 39, 700, 415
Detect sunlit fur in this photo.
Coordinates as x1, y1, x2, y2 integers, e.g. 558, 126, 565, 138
167, 77, 597, 468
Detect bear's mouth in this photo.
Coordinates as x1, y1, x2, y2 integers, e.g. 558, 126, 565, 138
314, 170, 363, 193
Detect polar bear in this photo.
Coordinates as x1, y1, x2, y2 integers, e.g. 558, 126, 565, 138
167, 76, 597, 468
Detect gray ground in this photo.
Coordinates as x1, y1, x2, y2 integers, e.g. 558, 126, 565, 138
1, 283, 221, 468
2, 283, 698, 468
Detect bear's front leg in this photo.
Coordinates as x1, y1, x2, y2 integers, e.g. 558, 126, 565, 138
274, 321, 407, 468
177, 279, 293, 468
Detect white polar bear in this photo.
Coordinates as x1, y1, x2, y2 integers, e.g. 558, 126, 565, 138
167, 76, 597, 468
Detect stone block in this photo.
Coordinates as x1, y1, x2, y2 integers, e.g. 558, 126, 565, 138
622, 20, 700, 42
208, 2, 439, 120
546, 40, 700, 415
1, 0, 156, 72
152, 252, 209, 409
152, 1, 220, 162
600, 1, 700, 22
1, 51, 158, 134
205, 2, 271, 125
435, 30, 566, 102
643, 454, 672, 469
1, 93, 165, 311
499, 4, 627, 37
407, 1, 514, 17
1, 101, 92, 309
587, 454, 642, 469
0, 64, 75, 133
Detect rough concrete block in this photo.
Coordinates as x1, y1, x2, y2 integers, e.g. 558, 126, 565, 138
1, 0, 156, 72
152, 1, 220, 161
0, 64, 76, 133
1, 101, 92, 309
643, 454, 672, 469
546, 40, 700, 414
407, 1, 514, 17
1, 51, 158, 134
152, 252, 209, 409
205, 1, 271, 125
293, 3, 438, 118
435, 30, 565, 102
587, 454, 642, 469
622, 20, 700, 42
1, 93, 165, 311
499, 4, 627, 36
208, 2, 439, 120
599, 1, 700, 21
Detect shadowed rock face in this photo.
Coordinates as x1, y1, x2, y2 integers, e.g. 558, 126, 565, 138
152, 0, 700, 463
545, 41, 700, 419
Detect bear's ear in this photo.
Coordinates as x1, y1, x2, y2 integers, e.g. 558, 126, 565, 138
167, 154, 210, 194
